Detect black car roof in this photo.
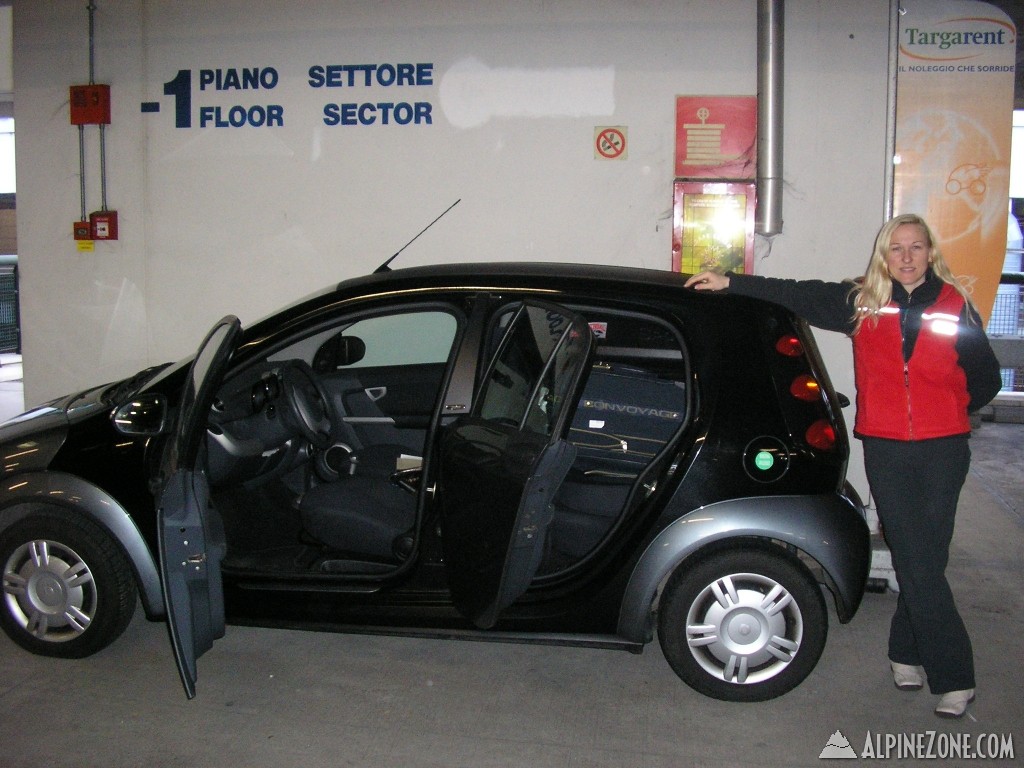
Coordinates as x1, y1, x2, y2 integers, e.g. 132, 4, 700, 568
337, 261, 694, 297
237, 261, 788, 361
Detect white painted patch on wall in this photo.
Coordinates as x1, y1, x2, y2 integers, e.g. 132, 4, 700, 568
440, 57, 615, 129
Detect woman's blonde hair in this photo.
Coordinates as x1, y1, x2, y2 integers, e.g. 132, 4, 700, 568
850, 213, 976, 333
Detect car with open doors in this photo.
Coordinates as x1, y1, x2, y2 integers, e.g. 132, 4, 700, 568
0, 262, 870, 702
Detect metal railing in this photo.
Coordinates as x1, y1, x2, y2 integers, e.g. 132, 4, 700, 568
987, 259, 1024, 392
0, 265, 19, 354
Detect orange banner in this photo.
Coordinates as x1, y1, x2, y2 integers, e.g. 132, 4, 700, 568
893, 1, 1016, 321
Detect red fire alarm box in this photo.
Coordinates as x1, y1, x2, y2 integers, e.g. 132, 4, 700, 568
90, 210, 118, 240
73, 220, 92, 240
70, 84, 112, 125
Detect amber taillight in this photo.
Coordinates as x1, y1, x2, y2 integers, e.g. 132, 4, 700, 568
789, 373, 821, 402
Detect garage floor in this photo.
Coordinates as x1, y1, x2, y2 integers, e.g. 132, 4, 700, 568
0, 410, 1021, 766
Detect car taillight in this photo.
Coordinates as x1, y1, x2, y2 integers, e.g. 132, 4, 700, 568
805, 419, 836, 451
789, 373, 820, 402
775, 335, 804, 357
775, 333, 839, 453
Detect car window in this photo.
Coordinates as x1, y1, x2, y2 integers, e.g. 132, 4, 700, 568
343, 312, 457, 368
269, 310, 457, 368
477, 304, 582, 436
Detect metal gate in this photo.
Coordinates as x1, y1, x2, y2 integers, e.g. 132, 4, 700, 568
0, 265, 20, 354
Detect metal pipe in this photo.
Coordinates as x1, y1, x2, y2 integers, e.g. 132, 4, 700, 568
78, 125, 87, 221
99, 124, 108, 211
756, 0, 784, 236
882, 0, 902, 221
87, 1, 97, 85
88, 1, 110, 213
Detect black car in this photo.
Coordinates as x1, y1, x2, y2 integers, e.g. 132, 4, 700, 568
0, 262, 870, 702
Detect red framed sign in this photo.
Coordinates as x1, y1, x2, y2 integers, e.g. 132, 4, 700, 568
675, 96, 757, 180
672, 181, 755, 275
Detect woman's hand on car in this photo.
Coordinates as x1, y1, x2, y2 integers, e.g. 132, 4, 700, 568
684, 271, 730, 291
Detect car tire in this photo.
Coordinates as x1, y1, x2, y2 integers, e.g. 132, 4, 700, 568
658, 547, 827, 702
0, 510, 137, 658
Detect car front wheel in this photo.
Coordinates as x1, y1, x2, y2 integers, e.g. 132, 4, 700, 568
658, 548, 827, 702
0, 510, 137, 658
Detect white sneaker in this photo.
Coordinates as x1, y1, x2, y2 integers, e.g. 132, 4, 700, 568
890, 661, 924, 691
935, 689, 975, 718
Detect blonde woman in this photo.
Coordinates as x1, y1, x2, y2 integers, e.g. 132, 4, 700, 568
686, 213, 1001, 718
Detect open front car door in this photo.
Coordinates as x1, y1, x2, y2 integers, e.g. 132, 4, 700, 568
440, 302, 593, 629
156, 316, 241, 698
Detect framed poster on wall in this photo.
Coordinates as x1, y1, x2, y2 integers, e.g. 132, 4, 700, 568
671, 181, 755, 275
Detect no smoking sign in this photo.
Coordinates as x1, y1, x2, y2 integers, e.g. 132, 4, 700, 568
594, 126, 627, 160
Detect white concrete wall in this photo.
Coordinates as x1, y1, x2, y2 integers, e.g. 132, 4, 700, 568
0, 6, 12, 96
14, 0, 892, 494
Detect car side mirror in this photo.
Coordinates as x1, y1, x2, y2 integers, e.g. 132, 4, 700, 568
112, 392, 168, 436
313, 333, 366, 372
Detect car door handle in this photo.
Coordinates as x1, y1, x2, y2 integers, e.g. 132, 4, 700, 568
365, 387, 387, 402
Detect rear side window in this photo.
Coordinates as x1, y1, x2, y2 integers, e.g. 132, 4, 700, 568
567, 307, 689, 472
477, 304, 587, 437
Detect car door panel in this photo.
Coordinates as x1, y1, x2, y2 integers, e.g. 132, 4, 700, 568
157, 467, 225, 698
441, 421, 577, 628
335, 362, 446, 426
320, 362, 446, 453
156, 316, 241, 699
440, 302, 593, 629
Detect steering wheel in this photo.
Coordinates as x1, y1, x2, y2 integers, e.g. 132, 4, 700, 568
280, 360, 334, 449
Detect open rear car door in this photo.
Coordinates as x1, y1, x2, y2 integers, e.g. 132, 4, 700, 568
440, 302, 593, 629
156, 316, 242, 698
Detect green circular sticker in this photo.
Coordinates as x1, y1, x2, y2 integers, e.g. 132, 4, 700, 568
754, 450, 775, 471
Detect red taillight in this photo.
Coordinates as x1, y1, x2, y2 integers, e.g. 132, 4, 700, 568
789, 374, 821, 402
775, 335, 804, 357
805, 419, 836, 451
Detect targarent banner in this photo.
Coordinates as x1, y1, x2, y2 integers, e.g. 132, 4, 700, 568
893, 0, 1016, 321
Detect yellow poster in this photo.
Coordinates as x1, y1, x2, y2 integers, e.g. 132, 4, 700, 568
893, 1, 1016, 321
672, 182, 755, 274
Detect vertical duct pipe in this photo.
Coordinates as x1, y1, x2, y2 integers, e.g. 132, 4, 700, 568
883, 0, 902, 220
756, 0, 784, 236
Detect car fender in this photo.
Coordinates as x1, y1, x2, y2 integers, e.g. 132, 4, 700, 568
616, 494, 871, 643
0, 470, 164, 618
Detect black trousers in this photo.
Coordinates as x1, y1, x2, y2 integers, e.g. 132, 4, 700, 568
862, 434, 974, 695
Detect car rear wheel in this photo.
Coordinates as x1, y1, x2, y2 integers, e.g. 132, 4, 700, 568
0, 511, 137, 658
658, 548, 827, 702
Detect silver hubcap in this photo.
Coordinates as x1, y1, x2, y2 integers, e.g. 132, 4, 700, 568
685, 572, 803, 684
3, 539, 96, 642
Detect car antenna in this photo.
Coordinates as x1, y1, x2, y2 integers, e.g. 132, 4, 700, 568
374, 198, 461, 273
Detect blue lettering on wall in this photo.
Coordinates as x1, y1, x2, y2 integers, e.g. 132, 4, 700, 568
322, 102, 432, 126
307, 63, 433, 87
199, 104, 284, 127
199, 67, 279, 90
149, 63, 436, 129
